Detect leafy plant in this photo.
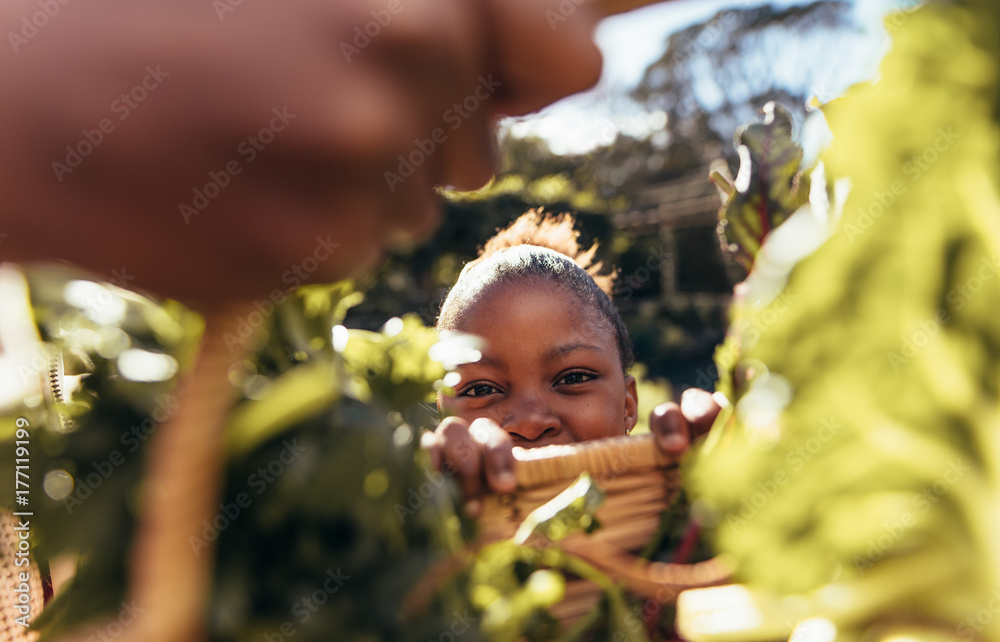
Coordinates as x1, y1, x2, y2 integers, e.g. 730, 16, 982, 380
468, 473, 648, 642
210, 285, 478, 642
0, 264, 202, 639
688, 1, 1000, 640
711, 102, 810, 274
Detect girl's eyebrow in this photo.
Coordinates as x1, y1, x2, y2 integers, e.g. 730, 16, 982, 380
474, 353, 507, 369
467, 344, 603, 370
542, 343, 603, 362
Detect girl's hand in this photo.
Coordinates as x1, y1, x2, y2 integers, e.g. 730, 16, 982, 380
650, 388, 726, 456
421, 416, 516, 517
422, 387, 725, 516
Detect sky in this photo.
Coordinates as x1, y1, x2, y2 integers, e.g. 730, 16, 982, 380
505, 0, 920, 155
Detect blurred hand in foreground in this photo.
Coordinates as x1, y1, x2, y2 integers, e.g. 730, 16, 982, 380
0, 0, 601, 303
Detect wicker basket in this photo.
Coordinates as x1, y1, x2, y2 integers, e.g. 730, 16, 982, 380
0, 512, 44, 642
475, 433, 729, 627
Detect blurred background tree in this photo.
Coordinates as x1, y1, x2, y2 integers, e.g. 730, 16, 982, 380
634, 1, 860, 154
345, 0, 913, 394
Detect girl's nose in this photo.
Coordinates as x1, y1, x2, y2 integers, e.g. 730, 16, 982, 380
503, 397, 561, 443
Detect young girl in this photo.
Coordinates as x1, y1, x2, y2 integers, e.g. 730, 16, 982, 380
421, 211, 721, 514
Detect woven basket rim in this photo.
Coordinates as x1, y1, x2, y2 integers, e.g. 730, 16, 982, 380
510, 433, 679, 490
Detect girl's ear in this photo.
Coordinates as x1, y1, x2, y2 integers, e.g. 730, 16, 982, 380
623, 374, 638, 434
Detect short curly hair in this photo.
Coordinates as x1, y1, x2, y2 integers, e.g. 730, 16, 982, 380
436, 209, 634, 372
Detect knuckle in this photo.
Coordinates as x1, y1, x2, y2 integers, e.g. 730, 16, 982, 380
419, 430, 439, 450
450, 441, 481, 470
484, 434, 513, 458
438, 418, 469, 439
651, 403, 679, 424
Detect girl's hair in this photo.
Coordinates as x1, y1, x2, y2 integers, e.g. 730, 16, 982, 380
436, 210, 635, 372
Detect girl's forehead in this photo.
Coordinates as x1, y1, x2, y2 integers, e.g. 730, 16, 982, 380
457, 278, 611, 339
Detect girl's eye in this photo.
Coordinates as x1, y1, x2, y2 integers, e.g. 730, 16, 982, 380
460, 382, 501, 398
557, 371, 595, 386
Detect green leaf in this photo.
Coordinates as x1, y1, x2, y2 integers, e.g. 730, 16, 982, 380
514, 473, 607, 545
716, 102, 809, 273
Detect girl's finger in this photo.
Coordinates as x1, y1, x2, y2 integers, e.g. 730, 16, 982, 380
437, 417, 485, 515
680, 388, 721, 439
469, 418, 516, 494
419, 430, 444, 472
650, 402, 690, 455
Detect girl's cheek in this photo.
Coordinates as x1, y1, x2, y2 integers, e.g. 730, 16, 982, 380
582, 411, 619, 441
447, 402, 491, 425
562, 418, 587, 442
438, 395, 460, 416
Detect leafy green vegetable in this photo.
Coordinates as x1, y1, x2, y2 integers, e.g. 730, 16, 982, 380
688, 1, 1000, 640
712, 102, 810, 274
513, 473, 606, 545
468, 473, 648, 642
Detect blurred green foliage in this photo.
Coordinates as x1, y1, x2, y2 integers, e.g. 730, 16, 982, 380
211, 285, 477, 642
0, 264, 203, 639
0, 4, 904, 642
690, 1, 1000, 639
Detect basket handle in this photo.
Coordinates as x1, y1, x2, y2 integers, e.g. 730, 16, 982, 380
560, 537, 731, 601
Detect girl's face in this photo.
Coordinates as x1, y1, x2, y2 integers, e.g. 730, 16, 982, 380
440, 279, 638, 448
